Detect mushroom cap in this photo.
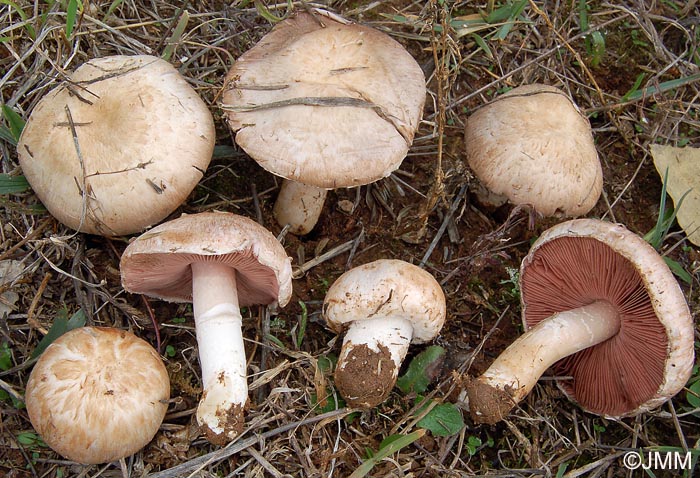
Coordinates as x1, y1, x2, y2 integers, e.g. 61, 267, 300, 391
323, 259, 446, 343
465, 84, 602, 217
25, 327, 170, 464
223, 10, 426, 189
520, 218, 694, 417
17, 55, 215, 236
120, 211, 293, 308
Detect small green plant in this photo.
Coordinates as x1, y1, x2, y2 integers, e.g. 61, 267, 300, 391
290, 300, 308, 349
0, 342, 24, 408
465, 435, 482, 456
643, 168, 693, 284
578, 0, 605, 68
31, 308, 86, 359
396, 346, 465, 437
164, 345, 176, 358
499, 266, 520, 300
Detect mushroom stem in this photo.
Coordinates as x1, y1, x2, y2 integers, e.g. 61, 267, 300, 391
191, 261, 247, 444
335, 316, 414, 408
464, 300, 620, 424
273, 179, 328, 235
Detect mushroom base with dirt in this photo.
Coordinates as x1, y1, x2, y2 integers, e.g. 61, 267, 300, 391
463, 300, 619, 424
334, 316, 414, 408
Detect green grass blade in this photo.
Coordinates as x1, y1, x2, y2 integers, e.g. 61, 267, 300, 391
0, 0, 36, 39
1, 105, 25, 143
624, 73, 700, 102
30, 309, 86, 359
0, 174, 29, 194
161, 10, 190, 62
65, 0, 79, 38
349, 429, 426, 478
104, 0, 125, 20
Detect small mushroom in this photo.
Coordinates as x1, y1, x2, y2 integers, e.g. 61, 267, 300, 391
462, 219, 694, 424
17, 55, 215, 236
119, 211, 292, 444
223, 10, 426, 235
25, 327, 170, 464
323, 259, 446, 407
464, 84, 602, 217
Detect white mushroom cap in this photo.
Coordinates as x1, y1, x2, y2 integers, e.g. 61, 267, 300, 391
323, 259, 446, 407
324, 259, 446, 342
17, 55, 215, 236
120, 211, 292, 307
520, 218, 694, 417
223, 10, 426, 189
25, 327, 170, 464
465, 84, 602, 217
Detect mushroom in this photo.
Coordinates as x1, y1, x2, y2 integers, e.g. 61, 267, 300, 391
462, 218, 694, 424
17, 55, 215, 236
222, 10, 426, 235
323, 259, 446, 408
464, 84, 602, 217
119, 211, 292, 444
25, 327, 170, 464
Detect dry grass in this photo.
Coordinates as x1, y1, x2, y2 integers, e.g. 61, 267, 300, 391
1, 0, 699, 477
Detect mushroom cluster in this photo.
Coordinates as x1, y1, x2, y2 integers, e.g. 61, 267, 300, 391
14, 5, 696, 470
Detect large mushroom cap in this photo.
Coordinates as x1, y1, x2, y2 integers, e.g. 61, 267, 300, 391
465, 84, 602, 217
223, 10, 426, 189
520, 218, 694, 417
323, 259, 446, 343
120, 211, 293, 308
25, 327, 170, 464
17, 55, 215, 236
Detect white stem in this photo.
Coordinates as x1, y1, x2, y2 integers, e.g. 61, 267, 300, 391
191, 261, 247, 444
273, 180, 328, 235
465, 300, 620, 423
335, 316, 414, 407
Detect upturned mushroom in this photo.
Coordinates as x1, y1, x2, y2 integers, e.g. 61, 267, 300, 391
462, 219, 694, 424
17, 55, 215, 236
25, 327, 170, 464
323, 259, 446, 408
223, 9, 426, 235
464, 84, 603, 217
120, 211, 292, 444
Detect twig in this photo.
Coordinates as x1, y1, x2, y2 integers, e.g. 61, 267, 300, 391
419, 184, 467, 268
146, 408, 353, 478
292, 239, 355, 279
26, 272, 52, 335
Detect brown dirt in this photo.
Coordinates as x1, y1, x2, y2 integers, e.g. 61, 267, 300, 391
334, 342, 397, 409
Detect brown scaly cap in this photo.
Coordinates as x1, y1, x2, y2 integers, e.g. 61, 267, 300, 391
222, 10, 426, 189
17, 55, 215, 236
465, 84, 602, 217
25, 327, 170, 464
520, 218, 694, 417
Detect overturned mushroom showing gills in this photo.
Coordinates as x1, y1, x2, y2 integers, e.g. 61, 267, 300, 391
463, 219, 694, 424
25, 327, 170, 464
120, 211, 292, 444
323, 259, 446, 407
464, 84, 602, 217
223, 10, 426, 235
17, 55, 215, 236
